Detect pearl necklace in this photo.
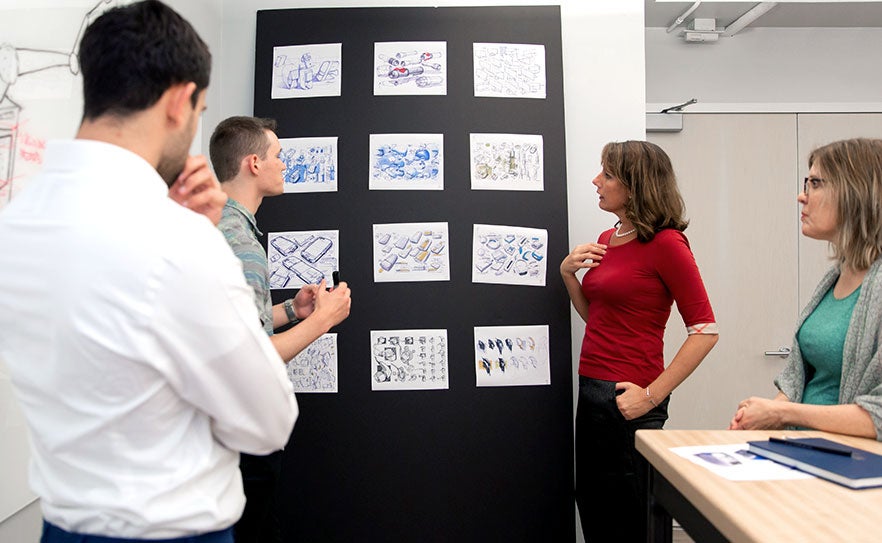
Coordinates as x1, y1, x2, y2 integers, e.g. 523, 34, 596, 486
614, 223, 636, 238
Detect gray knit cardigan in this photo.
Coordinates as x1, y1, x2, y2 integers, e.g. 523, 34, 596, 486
775, 258, 882, 440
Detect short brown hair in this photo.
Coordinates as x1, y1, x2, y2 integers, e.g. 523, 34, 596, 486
809, 138, 882, 271
209, 116, 278, 182
601, 140, 688, 242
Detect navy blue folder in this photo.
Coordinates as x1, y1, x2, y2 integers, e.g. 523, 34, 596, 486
748, 437, 882, 489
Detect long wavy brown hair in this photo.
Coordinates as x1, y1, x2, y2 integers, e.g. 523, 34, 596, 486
809, 138, 882, 271
601, 140, 688, 242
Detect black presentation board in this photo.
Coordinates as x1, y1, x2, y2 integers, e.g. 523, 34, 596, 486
254, 6, 573, 541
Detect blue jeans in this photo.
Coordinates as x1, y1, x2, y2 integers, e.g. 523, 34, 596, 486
41, 521, 234, 543
575, 376, 670, 543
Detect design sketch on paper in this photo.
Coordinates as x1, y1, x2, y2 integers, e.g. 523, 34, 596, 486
369, 133, 443, 190
473, 43, 546, 99
470, 133, 544, 191
268, 230, 339, 289
286, 333, 338, 393
473, 224, 547, 287
371, 329, 448, 391
279, 136, 338, 193
1, 0, 120, 208
271, 43, 341, 99
474, 325, 550, 387
374, 41, 446, 96
373, 222, 450, 283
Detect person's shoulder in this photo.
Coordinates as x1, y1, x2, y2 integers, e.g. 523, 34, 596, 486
158, 201, 235, 259
652, 228, 689, 246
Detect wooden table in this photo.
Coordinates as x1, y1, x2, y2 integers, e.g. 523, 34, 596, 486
635, 429, 882, 543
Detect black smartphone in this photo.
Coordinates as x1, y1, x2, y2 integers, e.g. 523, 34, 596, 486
331, 270, 340, 288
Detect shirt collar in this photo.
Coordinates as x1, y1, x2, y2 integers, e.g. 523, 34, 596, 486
43, 139, 168, 197
224, 198, 263, 237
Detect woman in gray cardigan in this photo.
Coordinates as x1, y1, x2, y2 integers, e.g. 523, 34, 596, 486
730, 138, 882, 440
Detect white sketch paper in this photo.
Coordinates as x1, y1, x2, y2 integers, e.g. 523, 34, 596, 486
474, 325, 550, 387
272, 43, 341, 99
279, 136, 338, 193
268, 230, 339, 289
369, 133, 443, 190
373, 222, 450, 282
473, 224, 547, 287
670, 444, 812, 481
470, 133, 544, 191
371, 329, 448, 391
473, 43, 546, 99
286, 333, 338, 393
374, 41, 447, 96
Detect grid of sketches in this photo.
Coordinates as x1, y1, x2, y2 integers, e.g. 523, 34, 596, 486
286, 333, 338, 393
373, 222, 450, 282
369, 133, 444, 190
371, 329, 448, 391
470, 133, 544, 191
473, 43, 546, 99
272, 43, 341, 99
373, 41, 447, 96
268, 230, 339, 289
473, 325, 550, 387
279, 136, 338, 193
473, 224, 548, 287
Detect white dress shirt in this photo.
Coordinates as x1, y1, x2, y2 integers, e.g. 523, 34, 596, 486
0, 140, 298, 538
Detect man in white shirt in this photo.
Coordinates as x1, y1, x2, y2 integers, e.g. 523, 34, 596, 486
0, 2, 298, 542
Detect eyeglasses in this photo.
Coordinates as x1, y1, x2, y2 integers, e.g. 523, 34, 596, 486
803, 177, 826, 195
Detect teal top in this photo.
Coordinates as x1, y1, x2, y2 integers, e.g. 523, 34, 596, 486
798, 285, 861, 405
776, 259, 882, 440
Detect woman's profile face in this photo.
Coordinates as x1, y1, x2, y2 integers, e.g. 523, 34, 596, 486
592, 165, 629, 216
798, 162, 839, 242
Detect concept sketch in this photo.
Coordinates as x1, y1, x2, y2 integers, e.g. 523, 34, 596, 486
1, 0, 119, 207
286, 333, 338, 393
473, 324, 550, 387
373, 41, 447, 96
473, 224, 548, 287
369, 133, 443, 190
473, 42, 546, 99
373, 222, 450, 282
268, 229, 339, 289
272, 43, 341, 99
279, 136, 338, 193
470, 133, 544, 191
371, 329, 448, 391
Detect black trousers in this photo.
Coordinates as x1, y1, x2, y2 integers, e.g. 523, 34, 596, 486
234, 451, 283, 543
575, 376, 669, 543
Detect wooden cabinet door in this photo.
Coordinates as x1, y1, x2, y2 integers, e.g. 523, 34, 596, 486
650, 114, 799, 429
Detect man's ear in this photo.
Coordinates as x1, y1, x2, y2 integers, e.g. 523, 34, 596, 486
244, 154, 260, 176
165, 82, 198, 127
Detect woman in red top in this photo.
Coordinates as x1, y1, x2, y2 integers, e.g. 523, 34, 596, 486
561, 141, 719, 542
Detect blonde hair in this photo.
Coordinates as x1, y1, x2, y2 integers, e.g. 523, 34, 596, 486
809, 138, 882, 271
601, 140, 688, 242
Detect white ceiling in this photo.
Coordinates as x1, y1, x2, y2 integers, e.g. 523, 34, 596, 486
645, 1, 882, 28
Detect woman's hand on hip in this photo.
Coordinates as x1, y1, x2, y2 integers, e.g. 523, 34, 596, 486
615, 381, 653, 421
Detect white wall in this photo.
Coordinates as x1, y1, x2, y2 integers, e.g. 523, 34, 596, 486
646, 26, 882, 112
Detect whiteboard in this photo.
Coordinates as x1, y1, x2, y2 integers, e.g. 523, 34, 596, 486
0, 357, 36, 520
0, 1, 126, 521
